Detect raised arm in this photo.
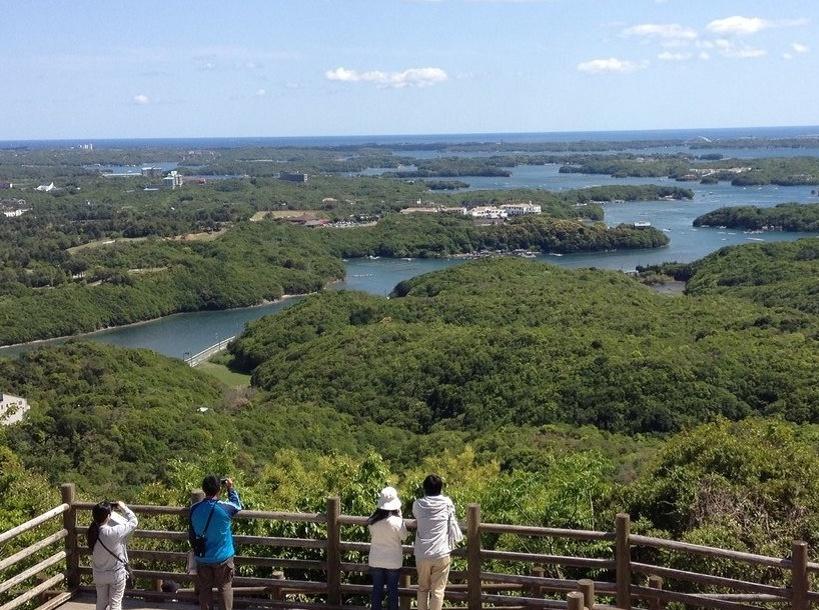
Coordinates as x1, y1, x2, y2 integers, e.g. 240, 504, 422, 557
220, 479, 242, 517
110, 502, 138, 538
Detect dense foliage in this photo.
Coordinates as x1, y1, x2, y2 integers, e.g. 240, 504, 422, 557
230, 257, 818, 435
684, 237, 819, 315
693, 202, 819, 231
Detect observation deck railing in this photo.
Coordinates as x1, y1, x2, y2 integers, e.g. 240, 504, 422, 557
1, 483, 817, 610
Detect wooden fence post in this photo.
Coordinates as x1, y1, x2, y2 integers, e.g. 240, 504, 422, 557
578, 578, 595, 610
648, 575, 663, 610
467, 503, 482, 610
792, 541, 808, 610
529, 566, 544, 598
615, 513, 631, 610
60, 483, 79, 591
400, 573, 411, 610
567, 590, 585, 610
326, 496, 341, 607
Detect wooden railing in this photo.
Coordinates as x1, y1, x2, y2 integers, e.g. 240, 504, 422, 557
1, 483, 818, 610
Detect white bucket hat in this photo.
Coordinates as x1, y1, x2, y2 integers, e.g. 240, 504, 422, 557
377, 486, 402, 511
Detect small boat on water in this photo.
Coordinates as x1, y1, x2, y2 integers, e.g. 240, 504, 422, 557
747, 237, 765, 242
548, 252, 563, 257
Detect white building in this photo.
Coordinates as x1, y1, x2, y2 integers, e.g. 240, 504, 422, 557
469, 206, 508, 219
36, 182, 56, 192
501, 202, 542, 216
162, 171, 184, 189
0, 393, 29, 426
3, 208, 29, 218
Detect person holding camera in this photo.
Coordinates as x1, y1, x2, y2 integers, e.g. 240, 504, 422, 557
189, 475, 242, 610
87, 500, 138, 610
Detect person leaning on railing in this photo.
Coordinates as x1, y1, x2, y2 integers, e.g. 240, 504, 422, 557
87, 500, 138, 610
368, 486, 408, 610
188, 475, 243, 610
412, 474, 463, 610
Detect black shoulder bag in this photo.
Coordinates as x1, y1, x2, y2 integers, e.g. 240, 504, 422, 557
190, 502, 217, 558
96, 537, 134, 587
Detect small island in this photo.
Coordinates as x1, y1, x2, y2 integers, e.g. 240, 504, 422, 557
693, 202, 819, 232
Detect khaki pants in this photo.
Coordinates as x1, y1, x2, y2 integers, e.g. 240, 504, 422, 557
197, 557, 234, 610
416, 556, 451, 610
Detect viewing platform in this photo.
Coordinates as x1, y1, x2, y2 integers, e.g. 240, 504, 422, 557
1, 483, 817, 610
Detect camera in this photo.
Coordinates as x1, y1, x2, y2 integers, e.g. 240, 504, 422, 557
220, 478, 228, 485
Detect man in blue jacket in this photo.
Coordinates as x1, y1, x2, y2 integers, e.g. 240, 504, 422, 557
189, 474, 242, 610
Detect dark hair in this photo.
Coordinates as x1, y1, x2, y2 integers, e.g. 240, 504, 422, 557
87, 501, 112, 549
202, 474, 221, 497
367, 508, 400, 526
422, 474, 443, 496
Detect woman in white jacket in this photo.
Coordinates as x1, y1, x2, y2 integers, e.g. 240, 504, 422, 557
87, 501, 138, 610
368, 487, 408, 610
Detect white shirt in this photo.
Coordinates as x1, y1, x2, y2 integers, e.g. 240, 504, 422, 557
368, 515, 408, 569
91, 506, 138, 584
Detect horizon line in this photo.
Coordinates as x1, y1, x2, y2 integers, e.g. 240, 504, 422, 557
4, 123, 819, 144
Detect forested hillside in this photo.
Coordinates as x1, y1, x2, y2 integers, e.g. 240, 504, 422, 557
685, 237, 819, 314
2, 238, 819, 569
694, 202, 819, 231
232, 256, 818, 434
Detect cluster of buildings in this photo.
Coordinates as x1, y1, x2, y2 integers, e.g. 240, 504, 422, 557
0, 181, 13, 190
1, 198, 30, 218
401, 201, 542, 220
678, 166, 752, 181
468, 203, 543, 219
0, 392, 29, 426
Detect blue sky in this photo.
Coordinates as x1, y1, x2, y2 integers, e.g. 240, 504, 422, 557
1, 0, 818, 139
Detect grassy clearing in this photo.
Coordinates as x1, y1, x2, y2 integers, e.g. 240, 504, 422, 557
196, 361, 251, 388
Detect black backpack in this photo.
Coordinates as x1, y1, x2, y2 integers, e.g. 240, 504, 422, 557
188, 502, 217, 558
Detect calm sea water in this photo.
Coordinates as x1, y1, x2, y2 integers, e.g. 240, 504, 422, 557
2, 127, 819, 360
4, 125, 819, 149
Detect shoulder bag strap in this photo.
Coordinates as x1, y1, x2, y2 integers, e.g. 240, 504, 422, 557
96, 537, 127, 565
196, 502, 218, 537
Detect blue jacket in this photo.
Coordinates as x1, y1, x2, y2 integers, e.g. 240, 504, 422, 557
189, 489, 242, 564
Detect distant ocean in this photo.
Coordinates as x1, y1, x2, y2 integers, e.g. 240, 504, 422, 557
3, 126, 819, 149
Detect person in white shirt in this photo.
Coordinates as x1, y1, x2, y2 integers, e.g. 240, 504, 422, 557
412, 475, 463, 610
368, 487, 408, 610
87, 501, 138, 610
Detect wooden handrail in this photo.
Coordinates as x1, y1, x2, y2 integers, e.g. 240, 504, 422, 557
0, 529, 68, 572
0, 573, 64, 610
0, 551, 66, 595
630, 534, 794, 568
0, 505, 68, 546
631, 561, 792, 597
6, 488, 819, 610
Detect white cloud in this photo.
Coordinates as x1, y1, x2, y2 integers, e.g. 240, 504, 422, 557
713, 39, 767, 58
133, 94, 150, 105
325, 66, 448, 88
706, 16, 808, 36
658, 51, 692, 61
576, 57, 645, 74
707, 16, 768, 35
792, 42, 809, 54
255, 88, 266, 97
622, 23, 697, 40
699, 51, 710, 60
783, 53, 794, 60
